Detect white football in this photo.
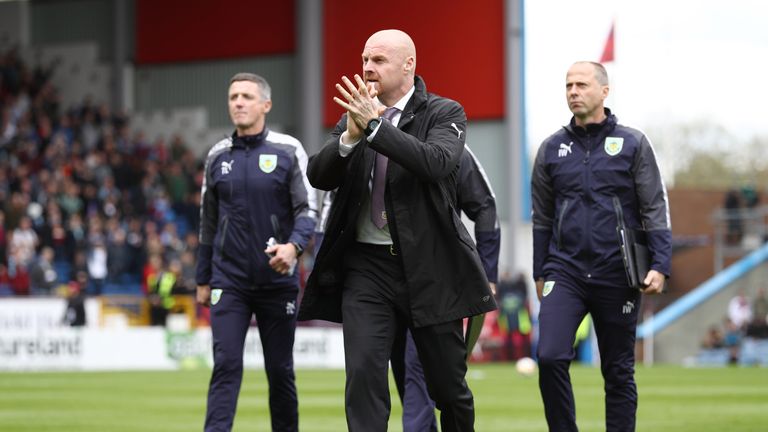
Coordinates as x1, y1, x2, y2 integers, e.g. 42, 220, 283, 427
515, 356, 537, 377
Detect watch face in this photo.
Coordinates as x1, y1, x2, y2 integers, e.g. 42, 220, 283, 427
365, 118, 380, 136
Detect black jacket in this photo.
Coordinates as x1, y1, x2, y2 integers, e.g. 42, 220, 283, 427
299, 76, 497, 327
458, 146, 501, 284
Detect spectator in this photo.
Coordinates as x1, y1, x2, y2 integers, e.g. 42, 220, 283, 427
722, 318, 742, 364
142, 253, 163, 296
67, 213, 87, 252
86, 238, 108, 296
62, 279, 87, 327
0, 263, 12, 296
7, 247, 30, 295
57, 179, 84, 218
28, 246, 58, 296
179, 249, 197, 293
10, 215, 38, 267
148, 258, 187, 326
164, 161, 190, 206
497, 271, 532, 360
744, 288, 768, 341
5, 191, 28, 231
125, 217, 146, 276
728, 290, 753, 329
745, 317, 768, 340
40, 209, 76, 272
700, 325, 724, 350
159, 221, 184, 258
106, 228, 131, 283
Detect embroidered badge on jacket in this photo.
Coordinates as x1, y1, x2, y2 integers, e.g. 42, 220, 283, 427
604, 137, 624, 156
542, 281, 555, 297
259, 154, 277, 173
211, 289, 223, 306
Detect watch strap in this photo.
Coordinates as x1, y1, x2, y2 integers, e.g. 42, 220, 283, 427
290, 241, 304, 257
364, 117, 382, 136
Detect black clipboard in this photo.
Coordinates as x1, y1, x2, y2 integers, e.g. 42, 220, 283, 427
613, 197, 651, 290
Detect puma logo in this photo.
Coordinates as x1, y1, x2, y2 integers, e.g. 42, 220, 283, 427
221, 160, 234, 175
558, 142, 573, 158
450, 122, 463, 139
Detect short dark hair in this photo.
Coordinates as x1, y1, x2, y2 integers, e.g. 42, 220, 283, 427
229, 72, 271, 100
590, 62, 609, 86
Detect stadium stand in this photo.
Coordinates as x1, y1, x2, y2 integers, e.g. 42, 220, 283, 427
1, 47, 202, 325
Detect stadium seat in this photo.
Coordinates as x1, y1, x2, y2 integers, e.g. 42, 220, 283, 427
695, 348, 730, 366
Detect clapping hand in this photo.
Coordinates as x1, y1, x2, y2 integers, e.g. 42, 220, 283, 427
333, 74, 385, 141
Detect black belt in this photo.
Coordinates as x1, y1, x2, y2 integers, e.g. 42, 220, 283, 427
356, 242, 398, 256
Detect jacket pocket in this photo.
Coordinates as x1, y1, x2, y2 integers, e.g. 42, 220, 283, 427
450, 207, 476, 251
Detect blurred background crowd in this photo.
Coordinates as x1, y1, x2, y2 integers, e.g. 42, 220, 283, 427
0, 48, 203, 324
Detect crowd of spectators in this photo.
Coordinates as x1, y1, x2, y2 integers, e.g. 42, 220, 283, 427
0, 48, 201, 322
698, 287, 768, 366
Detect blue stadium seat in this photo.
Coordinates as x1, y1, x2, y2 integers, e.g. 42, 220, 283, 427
695, 348, 730, 366
54, 261, 72, 284
101, 282, 141, 296
739, 338, 768, 366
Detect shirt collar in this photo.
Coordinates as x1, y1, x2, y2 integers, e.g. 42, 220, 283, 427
376, 85, 415, 112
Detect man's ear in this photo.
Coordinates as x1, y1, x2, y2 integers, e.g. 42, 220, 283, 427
403, 56, 415, 74
263, 99, 273, 114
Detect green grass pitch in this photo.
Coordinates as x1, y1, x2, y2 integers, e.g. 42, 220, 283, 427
1, 364, 767, 431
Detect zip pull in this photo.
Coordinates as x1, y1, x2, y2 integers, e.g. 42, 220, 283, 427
612, 196, 625, 227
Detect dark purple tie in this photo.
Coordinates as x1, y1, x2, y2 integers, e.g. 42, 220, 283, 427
370, 107, 399, 229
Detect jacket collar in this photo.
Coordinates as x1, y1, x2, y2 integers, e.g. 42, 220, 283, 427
231, 128, 269, 148
564, 108, 616, 136
397, 76, 428, 130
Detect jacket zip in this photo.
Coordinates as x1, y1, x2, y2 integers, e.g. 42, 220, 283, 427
218, 215, 229, 255
556, 199, 570, 251
612, 195, 625, 227
583, 137, 593, 278
245, 146, 255, 283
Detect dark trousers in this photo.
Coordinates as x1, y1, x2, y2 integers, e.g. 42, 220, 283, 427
342, 243, 474, 432
537, 272, 641, 432
391, 330, 439, 432
205, 286, 299, 432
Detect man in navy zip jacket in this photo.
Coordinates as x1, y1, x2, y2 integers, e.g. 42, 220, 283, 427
391, 145, 501, 432
531, 61, 671, 432
196, 73, 317, 432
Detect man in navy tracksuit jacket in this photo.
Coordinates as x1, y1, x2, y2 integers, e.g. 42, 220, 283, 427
391, 145, 501, 432
531, 62, 671, 432
196, 73, 316, 432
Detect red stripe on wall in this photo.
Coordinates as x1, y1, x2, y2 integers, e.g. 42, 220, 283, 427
323, 0, 504, 126
136, 0, 295, 64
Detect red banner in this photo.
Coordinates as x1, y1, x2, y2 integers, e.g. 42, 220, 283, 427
136, 0, 295, 65
323, 0, 504, 126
